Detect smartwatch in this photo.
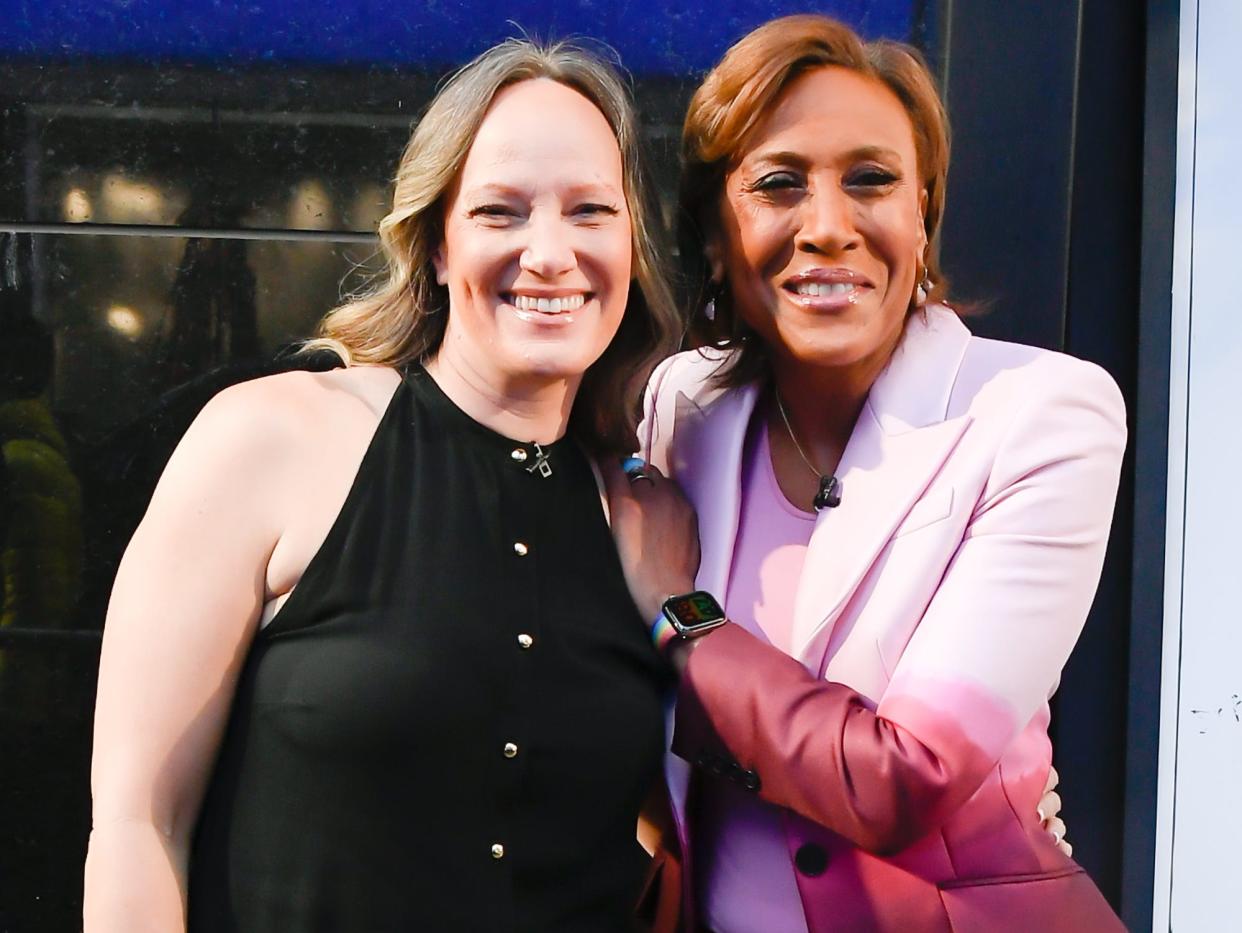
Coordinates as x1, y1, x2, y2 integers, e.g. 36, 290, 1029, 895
652, 591, 727, 655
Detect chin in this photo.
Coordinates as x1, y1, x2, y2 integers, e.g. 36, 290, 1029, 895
505, 345, 599, 383
771, 327, 869, 367
774, 313, 904, 372
788, 345, 872, 370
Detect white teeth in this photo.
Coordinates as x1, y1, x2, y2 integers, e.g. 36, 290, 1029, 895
509, 293, 586, 312
794, 282, 856, 297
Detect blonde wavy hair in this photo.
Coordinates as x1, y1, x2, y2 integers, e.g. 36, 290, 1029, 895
305, 38, 683, 454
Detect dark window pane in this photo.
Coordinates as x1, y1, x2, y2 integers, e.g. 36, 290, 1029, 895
0, 2, 922, 231
0, 637, 98, 932
2, 230, 367, 639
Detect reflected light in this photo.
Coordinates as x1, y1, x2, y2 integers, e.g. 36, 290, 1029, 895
101, 174, 166, 223
105, 304, 145, 339
350, 183, 389, 232
63, 187, 93, 223
288, 179, 335, 230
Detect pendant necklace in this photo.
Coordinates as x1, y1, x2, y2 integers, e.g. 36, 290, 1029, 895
774, 391, 842, 511
524, 442, 553, 478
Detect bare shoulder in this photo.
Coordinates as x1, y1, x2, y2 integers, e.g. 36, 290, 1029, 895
203, 365, 399, 436
151, 365, 401, 517
186, 366, 397, 463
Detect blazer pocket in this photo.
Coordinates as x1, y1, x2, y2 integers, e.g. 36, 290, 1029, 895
892, 486, 955, 539
937, 867, 1124, 932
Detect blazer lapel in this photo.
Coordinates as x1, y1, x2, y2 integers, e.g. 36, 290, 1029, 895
667, 381, 759, 599
662, 379, 758, 849
790, 307, 974, 665
663, 307, 970, 835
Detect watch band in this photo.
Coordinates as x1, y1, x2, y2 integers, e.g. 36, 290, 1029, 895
651, 613, 680, 654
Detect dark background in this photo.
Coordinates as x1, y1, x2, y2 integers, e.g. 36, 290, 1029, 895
0, 1, 1164, 930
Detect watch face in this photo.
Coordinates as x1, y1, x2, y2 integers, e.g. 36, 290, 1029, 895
666, 592, 725, 629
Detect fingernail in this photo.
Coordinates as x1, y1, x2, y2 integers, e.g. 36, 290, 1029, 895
1037, 807, 1045, 823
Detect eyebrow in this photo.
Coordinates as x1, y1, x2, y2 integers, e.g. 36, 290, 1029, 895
746, 145, 904, 169
461, 181, 622, 202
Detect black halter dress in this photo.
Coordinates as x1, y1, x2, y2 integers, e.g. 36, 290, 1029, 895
187, 367, 668, 932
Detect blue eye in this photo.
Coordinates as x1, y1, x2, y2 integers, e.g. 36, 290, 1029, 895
575, 203, 620, 217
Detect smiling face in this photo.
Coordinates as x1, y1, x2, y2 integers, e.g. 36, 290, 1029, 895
714, 65, 927, 381
432, 78, 633, 390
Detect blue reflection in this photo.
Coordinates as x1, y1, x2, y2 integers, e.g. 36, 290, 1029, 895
0, 0, 914, 74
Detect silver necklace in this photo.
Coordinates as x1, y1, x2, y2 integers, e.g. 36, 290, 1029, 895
773, 390, 842, 511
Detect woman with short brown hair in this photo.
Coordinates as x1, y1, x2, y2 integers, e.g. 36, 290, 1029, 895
609, 15, 1126, 931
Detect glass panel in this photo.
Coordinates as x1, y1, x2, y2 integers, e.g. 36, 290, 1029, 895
0, 640, 97, 932
2, 227, 365, 923
2, 230, 367, 640
0, 1, 922, 231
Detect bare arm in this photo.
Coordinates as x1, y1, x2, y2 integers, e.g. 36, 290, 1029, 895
83, 381, 299, 932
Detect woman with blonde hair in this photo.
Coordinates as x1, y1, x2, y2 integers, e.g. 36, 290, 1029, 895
84, 38, 681, 932
608, 14, 1126, 932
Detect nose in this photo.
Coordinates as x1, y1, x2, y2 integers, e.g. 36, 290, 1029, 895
795, 184, 860, 257
519, 213, 577, 279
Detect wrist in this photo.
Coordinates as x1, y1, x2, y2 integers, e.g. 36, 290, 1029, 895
643, 581, 696, 626
650, 613, 680, 653
664, 633, 701, 674
648, 590, 727, 665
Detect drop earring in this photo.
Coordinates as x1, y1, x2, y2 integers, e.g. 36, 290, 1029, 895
703, 280, 723, 321
915, 267, 931, 307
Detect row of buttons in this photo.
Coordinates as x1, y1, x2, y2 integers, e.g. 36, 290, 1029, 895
492, 448, 542, 864
694, 751, 762, 793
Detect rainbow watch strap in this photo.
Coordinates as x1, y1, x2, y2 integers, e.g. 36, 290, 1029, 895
651, 613, 679, 655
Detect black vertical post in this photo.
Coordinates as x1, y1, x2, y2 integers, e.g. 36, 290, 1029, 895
1121, 1, 1181, 929
1059, 0, 1146, 915
938, 0, 1082, 351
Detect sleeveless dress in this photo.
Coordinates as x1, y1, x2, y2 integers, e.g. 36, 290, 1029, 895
187, 367, 668, 932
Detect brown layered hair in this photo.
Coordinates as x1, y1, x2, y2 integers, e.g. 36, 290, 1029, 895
679, 14, 952, 386
305, 38, 683, 454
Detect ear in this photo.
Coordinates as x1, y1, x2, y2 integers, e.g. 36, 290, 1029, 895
917, 189, 929, 251
703, 235, 726, 285
431, 242, 448, 286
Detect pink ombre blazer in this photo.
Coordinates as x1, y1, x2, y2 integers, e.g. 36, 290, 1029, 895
639, 306, 1126, 932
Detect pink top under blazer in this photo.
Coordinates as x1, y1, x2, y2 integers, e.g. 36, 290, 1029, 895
639, 305, 1127, 932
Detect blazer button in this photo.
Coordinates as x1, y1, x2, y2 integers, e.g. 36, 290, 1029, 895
794, 842, 829, 877
742, 769, 761, 792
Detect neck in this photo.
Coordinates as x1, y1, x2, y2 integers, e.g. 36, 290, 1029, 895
767, 345, 894, 477
425, 347, 578, 446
